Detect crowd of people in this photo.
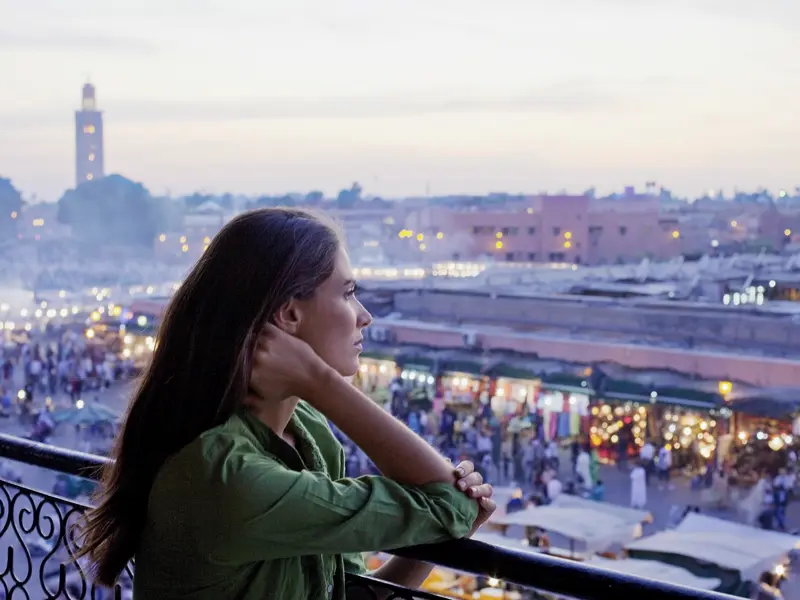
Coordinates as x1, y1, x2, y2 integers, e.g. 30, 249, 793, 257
340, 375, 800, 538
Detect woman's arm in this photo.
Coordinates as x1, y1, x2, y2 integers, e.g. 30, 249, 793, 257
307, 370, 462, 486
307, 372, 485, 596
346, 462, 493, 599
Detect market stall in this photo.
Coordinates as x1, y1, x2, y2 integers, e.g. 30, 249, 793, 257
589, 401, 648, 461
490, 505, 640, 558
537, 390, 590, 441
625, 527, 792, 596
657, 408, 720, 469
585, 556, 722, 592
355, 355, 397, 404
440, 371, 482, 407
550, 495, 652, 530
492, 377, 540, 418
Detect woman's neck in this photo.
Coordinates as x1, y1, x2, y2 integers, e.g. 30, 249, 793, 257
245, 393, 300, 438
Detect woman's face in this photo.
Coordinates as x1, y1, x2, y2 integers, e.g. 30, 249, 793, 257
294, 248, 372, 377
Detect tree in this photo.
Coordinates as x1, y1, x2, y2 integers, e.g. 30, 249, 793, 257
336, 182, 362, 208
0, 177, 23, 241
304, 190, 324, 205
57, 174, 166, 247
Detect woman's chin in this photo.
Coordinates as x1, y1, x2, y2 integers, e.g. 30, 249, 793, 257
321, 352, 360, 379
339, 366, 359, 379
335, 359, 360, 379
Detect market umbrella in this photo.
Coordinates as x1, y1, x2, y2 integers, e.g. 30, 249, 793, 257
50, 401, 121, 427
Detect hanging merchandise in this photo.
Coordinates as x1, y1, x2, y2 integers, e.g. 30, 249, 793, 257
537, 390, 590, 440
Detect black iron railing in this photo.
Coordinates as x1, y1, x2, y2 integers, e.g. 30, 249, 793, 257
0, 433, 736, 600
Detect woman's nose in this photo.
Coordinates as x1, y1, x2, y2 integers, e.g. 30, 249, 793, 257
358, 306, 372, 328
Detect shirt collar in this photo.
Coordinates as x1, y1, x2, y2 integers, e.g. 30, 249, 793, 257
234, 406, 328, 474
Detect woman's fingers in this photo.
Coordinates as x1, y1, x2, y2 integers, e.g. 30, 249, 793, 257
467, 483, 493, 499
454, 460, 474, 478
479, 497, 497, 512
457, 471, 483, 491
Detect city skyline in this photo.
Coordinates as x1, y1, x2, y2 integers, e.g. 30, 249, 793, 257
1, 0, 798, 200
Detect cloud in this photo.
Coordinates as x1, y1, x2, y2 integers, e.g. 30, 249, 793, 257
0, 75, 684, 131
0, 29, 157, 53
594, 0, 799, 30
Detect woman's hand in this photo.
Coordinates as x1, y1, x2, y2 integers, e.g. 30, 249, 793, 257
454, 461, 496, 536
250, 324, 332, 401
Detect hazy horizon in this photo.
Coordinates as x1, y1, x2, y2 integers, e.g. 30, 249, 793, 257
2, 0, 798, 201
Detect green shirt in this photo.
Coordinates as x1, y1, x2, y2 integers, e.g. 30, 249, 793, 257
134, 401, 478, 600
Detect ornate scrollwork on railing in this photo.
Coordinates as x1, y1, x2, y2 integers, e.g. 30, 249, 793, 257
0, 477, 133, 600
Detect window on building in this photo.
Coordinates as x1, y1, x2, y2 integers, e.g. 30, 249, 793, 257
86, 174, 94, 181
548, 252, 566, 262
528, 227, 536, 235
528, 252, 537, 261
88, 153, 95, 161
619, 226, 627, 235
508, 227, 519, 235
83, 125, 95, 134
553, 227, 561, 236
506, 252, 515, 261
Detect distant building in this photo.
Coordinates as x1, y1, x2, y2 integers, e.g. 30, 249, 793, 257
404, 195, 712, 265
154, 201, 228, 263
74, 83, 105, 186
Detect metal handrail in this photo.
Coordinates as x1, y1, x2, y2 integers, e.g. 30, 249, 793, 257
0, 433, 736, 599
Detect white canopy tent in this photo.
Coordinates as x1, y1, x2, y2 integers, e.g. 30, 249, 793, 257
471, 533, 722, 593
674, 512, 800, 554
586, 556, 721, 591
491, 506, 639, 554
625, 530, 784, 583
551, 495, 652, 527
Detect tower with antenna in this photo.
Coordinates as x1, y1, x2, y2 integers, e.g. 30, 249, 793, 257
74, 82, 105, 186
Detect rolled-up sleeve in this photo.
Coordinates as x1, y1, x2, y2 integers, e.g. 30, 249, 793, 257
213, 454, 478, 563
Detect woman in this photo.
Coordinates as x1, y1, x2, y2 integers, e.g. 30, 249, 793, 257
77, 208, 495, 599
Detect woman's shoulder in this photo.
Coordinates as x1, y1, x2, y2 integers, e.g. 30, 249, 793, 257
156, 415, 277, 490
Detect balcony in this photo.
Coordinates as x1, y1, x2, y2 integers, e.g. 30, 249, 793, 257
0, 433, 734, 600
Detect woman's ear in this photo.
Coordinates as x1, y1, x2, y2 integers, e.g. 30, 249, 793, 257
274, 299, 301, 335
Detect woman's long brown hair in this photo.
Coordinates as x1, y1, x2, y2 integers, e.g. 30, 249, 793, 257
76, 208, 341, 586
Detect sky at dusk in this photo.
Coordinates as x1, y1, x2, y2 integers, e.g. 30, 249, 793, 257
1, 0, 798, 201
